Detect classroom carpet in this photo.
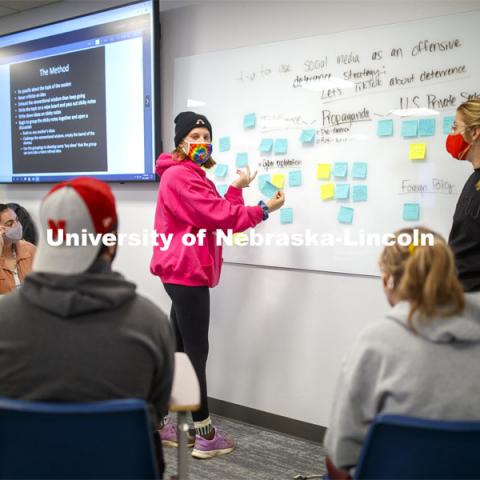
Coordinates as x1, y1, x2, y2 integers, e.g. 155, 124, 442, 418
163, 414, 326, 480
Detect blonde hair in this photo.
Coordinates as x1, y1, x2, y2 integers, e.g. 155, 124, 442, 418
457, 98, 480, 129
379, 227, 464, 330
171, 146, 216, 170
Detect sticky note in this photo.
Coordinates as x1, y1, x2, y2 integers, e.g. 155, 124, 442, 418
317, 163, 331, 180
271, 174, 285, 189
236, 152, 248, 168
401, 120, 418, 138
321, 182, 335, 200
409, 143, 426, 160
258, 174, 270, 189
352, 162, 367, 179
335, 184, 350, 200
288, 170, 302, 187
274, 138, 288, 154
338, 206, 354, 225
260, 138, 273, 153
300, 129, 316, 143
443, 115, 455, 134
403, 203, 420, 221
216, 184, 228, 197
215, 164, 228, 177
352, 185, 368, 202
280, 208, 293, 224
244, 112, 256, 129
333, 162, 348, 178
261, 181, 278, 198
377, 119, 393, 137
418, 118, 435, 137
219, 136, 231, 152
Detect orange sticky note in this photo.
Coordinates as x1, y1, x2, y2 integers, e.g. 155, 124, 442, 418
409, 143, 426, 160
321, 182, 335, 200
317, 163, 331, 179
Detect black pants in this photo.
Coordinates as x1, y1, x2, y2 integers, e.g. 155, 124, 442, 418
163, 283, 210, 422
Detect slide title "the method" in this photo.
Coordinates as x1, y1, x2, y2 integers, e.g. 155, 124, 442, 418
40, 64, 70, 77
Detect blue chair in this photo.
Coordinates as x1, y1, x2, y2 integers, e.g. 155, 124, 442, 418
0, 397, 159, 479
354, 414, 480, 479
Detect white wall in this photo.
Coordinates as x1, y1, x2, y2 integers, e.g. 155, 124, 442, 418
2, 0, 480, 428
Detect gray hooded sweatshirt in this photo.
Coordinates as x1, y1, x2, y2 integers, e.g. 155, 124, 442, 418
324, 292, 480, 472
0, 269, 174, 426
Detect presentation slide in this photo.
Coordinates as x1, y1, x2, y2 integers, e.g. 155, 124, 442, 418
0, 0, 157, 184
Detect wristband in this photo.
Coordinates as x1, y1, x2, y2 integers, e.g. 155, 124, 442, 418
258, 200, 269, 221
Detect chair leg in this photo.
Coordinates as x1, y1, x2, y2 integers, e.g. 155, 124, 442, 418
177, 412, 190, 480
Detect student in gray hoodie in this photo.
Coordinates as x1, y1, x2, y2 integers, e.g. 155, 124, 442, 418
324, 226, 480, 476
0, 177, 174, 477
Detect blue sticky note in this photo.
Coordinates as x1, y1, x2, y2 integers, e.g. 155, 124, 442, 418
216, 184, 228, 197
280, 208, 293, 225
215, 164, 228, 177
300, 129, 316, 143
352, 185, 368, 202
244, 112, 256, 129
443, 115, 455, 134
403, 203, 420, 221
288, 170, 302, 187
260, 138, 273, 153
352, 162, 368, 179
260, 181, 278, 198
401, 120, 418, 138
274, 138, 288, 154
418, 118, 436, 137
335, 184, 350, 200
236, 152, 248, 168
377, 119, 393, 137
219, 136, 231, 152
333, 162, 348, 178
258, 174, 270, 190
338, 206, 354, 225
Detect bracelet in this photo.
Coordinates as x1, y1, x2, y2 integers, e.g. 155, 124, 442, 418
258, 200, 269, 221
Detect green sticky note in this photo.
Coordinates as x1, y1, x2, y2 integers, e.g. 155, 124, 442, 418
352, 162, 367, 179
260, 181, 278, 198
274, 138, 288, 154
236, 152, 248, 168
378, 119, 393, 137
219, 136, 231, 152
335, 184, 350, 200
300, 129, 316, 143
352, 185, 368, 202
215, 164, 228, 177
260, 138, 273, 153
403, 203, 420, 221
401, 120, 418, 138
418, 118, 435, 137
288, 170, 302, 187
333, 162, 348, 178
216, 184, 228, 196
280, 208, 293, 224
338, 206, 354, 225
443, 115, 454, 134
244, 112, 256, 129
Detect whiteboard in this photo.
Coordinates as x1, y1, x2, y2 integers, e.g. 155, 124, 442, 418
173, 10, 478, 275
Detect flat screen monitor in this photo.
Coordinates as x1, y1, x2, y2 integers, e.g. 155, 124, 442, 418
0, 0, 159, 184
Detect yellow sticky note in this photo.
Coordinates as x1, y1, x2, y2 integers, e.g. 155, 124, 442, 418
409, 143, 426, 160
317, 163, 331, 179
321, 182, 335, 200
271, 174, 285, 189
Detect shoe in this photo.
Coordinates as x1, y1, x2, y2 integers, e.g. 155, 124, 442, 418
158, 421, 195, 448
191, 428, 235, 459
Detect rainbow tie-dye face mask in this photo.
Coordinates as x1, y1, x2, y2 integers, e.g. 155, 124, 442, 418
183, 142, 213, 165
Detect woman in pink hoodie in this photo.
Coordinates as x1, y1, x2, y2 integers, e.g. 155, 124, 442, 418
151, 111, 284, 458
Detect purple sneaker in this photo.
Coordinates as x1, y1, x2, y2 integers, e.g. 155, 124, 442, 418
191, 429, 235, 459
158, 422, 195, 448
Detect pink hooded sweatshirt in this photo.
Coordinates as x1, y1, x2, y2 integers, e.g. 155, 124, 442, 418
150, 154, 264, 288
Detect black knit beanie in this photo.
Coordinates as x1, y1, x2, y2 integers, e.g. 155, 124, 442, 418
174, 111, 213, 147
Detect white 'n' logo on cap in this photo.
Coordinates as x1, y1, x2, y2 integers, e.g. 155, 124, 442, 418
196, 119, 205, 125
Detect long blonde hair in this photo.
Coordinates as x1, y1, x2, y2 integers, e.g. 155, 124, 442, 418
457, 98, 480, 129
171, 146, 216, 170
379, 227, 464, 330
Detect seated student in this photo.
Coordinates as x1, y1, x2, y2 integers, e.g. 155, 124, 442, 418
0, 204, 36, 294
324, 227, 480, 477
0, 178, 174, 477
7, 202, 38, 245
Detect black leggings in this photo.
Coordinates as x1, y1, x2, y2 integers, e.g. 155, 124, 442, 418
163, 283, 210, 422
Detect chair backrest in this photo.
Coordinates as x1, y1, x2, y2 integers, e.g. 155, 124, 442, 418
355, 414, 480, 479
0, 397, 159, 479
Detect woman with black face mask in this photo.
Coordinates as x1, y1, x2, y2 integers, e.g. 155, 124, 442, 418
446, 98, 480, 291
0, 204, 36, 294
